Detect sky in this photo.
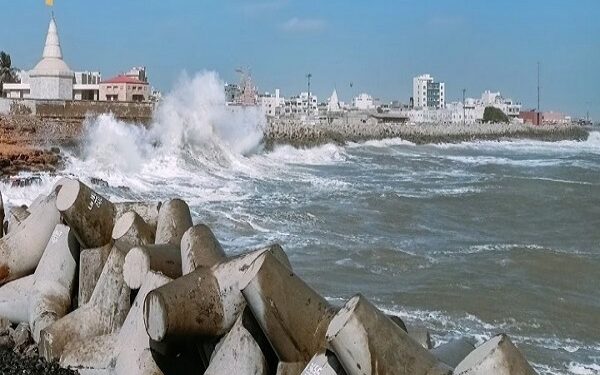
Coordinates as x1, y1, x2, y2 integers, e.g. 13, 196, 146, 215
1, 0, 599, 119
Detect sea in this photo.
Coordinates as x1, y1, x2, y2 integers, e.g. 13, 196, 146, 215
1, 73, 598, 374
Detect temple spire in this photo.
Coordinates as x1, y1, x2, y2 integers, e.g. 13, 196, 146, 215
42, 16, 63, 60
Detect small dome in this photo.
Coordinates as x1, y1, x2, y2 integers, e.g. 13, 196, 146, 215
33, 57, 71, 74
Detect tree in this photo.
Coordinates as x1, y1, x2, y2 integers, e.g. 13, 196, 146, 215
0, 51, 17, 97
483, 106, 509, 123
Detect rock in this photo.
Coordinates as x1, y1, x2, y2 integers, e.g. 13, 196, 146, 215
0, 316, 10, 335
11, 322, 32, 352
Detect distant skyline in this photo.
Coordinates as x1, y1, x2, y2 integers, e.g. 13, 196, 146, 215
2, 0, 599, 119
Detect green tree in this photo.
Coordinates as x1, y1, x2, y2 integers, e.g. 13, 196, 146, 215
0, 51, 17, 97
482, 106, 510, 123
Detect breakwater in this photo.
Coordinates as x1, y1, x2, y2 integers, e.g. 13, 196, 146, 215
0, 179, 540, 374
264, 118, 589, 148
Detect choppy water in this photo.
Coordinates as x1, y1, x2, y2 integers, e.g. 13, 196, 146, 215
2, 73, 598, 374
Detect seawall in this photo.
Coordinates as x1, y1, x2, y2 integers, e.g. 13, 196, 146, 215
264, 117, 589, 148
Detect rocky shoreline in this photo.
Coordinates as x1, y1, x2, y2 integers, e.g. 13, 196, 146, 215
264, 119, 589, 148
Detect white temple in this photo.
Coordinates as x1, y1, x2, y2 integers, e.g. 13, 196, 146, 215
2, 16, 101, 100
29, 16, 74, 99
327, 89, 341, 112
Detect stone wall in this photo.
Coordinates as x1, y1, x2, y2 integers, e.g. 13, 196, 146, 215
0, 98, 154, 124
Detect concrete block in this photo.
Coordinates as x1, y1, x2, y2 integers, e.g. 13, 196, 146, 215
0, 190, 61, 285
204, 311, 268, 375
56, 178, 115, 248
326, 294, 452, 375
430, 338, 475, 369
407, 323, 434, 349
78, 244, 112, 307
6, 206, 29, 234
180, 224, 226, 274
0, 275, 34, 323
123, 244, 180, 290
144, 244, 290, 342
155, 199, 192, 246
113, 201, 161, 232
29, 224, 79, 342
112, 211, 155, 253
242, 252, 333, 364
39, 246, 130, 361
453, 334, 537, 375
301, 351, 346, 375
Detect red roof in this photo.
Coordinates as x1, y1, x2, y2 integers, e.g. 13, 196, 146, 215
101, 75, 148, 85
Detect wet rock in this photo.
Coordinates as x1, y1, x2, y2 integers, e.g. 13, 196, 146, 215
10, 176, 43, 188
90, 177, 109, 187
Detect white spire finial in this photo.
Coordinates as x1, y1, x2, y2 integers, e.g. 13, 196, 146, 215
42, 16, 63, 60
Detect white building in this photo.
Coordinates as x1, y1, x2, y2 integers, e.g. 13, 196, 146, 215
258, 89, 285, 117
401, 90, 522, 125
412, 74, 445, 109
352, 93, 376, 110
284, 92, 317, 116
2, 16, 101, 100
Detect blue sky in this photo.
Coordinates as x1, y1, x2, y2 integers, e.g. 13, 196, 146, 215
2, 0, 599, 119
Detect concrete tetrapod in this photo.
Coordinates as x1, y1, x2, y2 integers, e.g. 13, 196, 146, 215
325, 294, 452, 375
0, 189, 61, 285
180, 224, 227, 274
123, 244, 181, 290
155, 199, 193, 246
453, 334, 537, 375
277, 363, 306, 375
406, 324, 435, 349
39, 246, 130, 362
29, 224, 79, 343
56, 178, 115, 248
62, 272, 172, 375
203, 310, 268, 375
301, 351, 346, 375
144, 244, 291, 341
242, 252, 335, 366
0, 275, 34, 322
430, 338, 475, 369
78, 244, 112, 307
124, 224, 228, 290
113, 201, 161, 232
6, 205, 29, 234
112, 211, 155, 253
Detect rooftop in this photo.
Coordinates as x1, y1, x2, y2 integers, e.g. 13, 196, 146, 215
101, 75, 148, 85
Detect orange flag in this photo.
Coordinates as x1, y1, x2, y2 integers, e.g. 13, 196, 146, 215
45, 0, 54, 6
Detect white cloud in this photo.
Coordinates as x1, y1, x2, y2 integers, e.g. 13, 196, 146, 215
281, 17, 327, 32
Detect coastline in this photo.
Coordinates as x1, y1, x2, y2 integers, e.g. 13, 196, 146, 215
0, 113, 591, 177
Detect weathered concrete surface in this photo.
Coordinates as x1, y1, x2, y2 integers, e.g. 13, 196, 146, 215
78, 244, 112, 307
6, 205, 30, 234
325, 294, 452, 375
112, 211, 155, 253
0, 190, 61, 284
56, 179, 115, 248
180, 224, 227, 274
155, 199, 193, 246
113, 201, 161, 232
39, 246, 130, 362
242, 252, 334, 364
301, 351, 346, 375
430, 338, 476, 369
144, 244, 290, 341
204, 312, 268, 375
453, 334, 537, 375
123, 244, 180, 290
29, 224, 79, 342
407, 324, 434, 349
0, 275, 34, 323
